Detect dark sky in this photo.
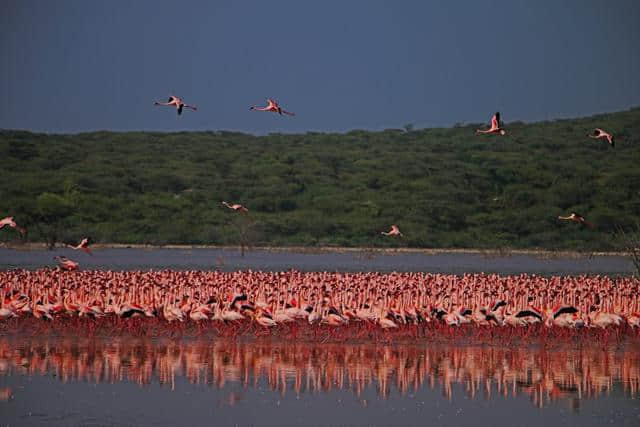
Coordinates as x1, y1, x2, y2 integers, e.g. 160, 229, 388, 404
1, 1, 638, 134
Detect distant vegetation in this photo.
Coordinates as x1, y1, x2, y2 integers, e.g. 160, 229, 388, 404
1, 108, 639, 251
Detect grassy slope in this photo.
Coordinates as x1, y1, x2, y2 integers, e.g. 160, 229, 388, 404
1, 108, 639, 250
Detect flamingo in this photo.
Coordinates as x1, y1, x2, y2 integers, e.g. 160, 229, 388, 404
0, 289, 17, 319
221, 307, 245, 322
118, 304, 146, 319
558, 212, 595, 229
322, 309, 348, 326
249, 99, 295, 116
588, 128, 614, 147
476, 112, 506, 136
54, 256, 79, 271
0, 217, 25, 235
153, 95, 197, 115
589, 310, 623, 328
189, 309, 209, 321
163, 303, 185, 322
68, 237, 93, 255
379, 315, 398, 329
381, 225, 403, 237
514, 309, 543, 324
222, 201, 248, 213
504, 312, 529, 327
253, 308, 277, 327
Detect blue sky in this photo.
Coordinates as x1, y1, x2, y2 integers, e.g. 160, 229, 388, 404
1, 0, 638, 134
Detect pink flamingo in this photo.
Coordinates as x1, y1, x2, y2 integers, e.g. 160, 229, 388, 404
381, 225, 403, 237
476, 112, 506, 135
222, 201, 248, 213
153, 95, 197, 115
54, 256, 79, 271
0, 217, 26, 235
588, 128, 614, 147
558, 212, 595, 229
68, 237, 93, 255
250, 99, 295, 116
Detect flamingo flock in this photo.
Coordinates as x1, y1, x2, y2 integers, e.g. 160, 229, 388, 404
0, 91, 628, 343
1, 269, 638, 333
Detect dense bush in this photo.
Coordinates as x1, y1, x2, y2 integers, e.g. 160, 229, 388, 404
1, 108, 639, 250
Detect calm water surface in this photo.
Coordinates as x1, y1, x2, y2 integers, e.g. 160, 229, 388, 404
0, 336, 638, 426
0, 247, 635, 274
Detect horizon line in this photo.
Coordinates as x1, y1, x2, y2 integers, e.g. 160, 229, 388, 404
1, 106, 637, 137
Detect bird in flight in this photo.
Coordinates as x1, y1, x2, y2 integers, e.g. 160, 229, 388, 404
0, 217, 25, 235
68, 237, 93, 255
222, 201, 249, 213
381, 225, 403, 237
54, 256, 79, 271
154, 95, 197, 115
476, 112, 506, 136
250, 99, 295, 116
558, 212, 595, 229
588, 128, 614, 147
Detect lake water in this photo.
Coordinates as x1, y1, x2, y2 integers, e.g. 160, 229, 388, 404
0, 247, 635, 274
1, 249, 638, 425
0, 336, 638, 427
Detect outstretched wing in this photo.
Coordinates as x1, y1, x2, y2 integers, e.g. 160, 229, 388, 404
515, 310, 543, 321
491, 112, 500, 129
553, 306, 578, 319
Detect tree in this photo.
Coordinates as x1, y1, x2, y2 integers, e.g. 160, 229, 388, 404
230, 214, 259, 257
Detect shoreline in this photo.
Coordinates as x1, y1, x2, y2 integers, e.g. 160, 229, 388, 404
1, 318, 638, 342
0, 242, 631, 258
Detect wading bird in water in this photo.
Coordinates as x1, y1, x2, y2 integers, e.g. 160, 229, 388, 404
153, 96, 197, 115
250, 99, 295, 116
558, 212, 595, 229
222, 201, 248, 213
0, 217, 25, 235
588, 128, 614, 147
68, 237, 93, 255
476, 112, 506, 135
54, 256, 79, 271
381, 225, 403, 237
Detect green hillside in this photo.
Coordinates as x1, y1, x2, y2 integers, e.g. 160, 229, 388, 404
1, 108, 639, 250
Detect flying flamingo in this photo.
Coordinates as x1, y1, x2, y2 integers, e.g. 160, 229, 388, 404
381, 225, 403, 237
0, 217, 26, 235
558, 212, 595, 229
68, 237, 93, 255
222, 201, 248, 213
153, 95, 197, 115
54, 256, 79, 271
249, 99, 295, 116
588, 128, 614, 147
476, 112, 506, 136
